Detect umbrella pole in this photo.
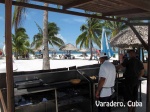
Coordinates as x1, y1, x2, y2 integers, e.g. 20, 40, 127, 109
5, 0, 14, 111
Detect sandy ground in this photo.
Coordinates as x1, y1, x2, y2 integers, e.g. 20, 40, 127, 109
0, 55, 99, 72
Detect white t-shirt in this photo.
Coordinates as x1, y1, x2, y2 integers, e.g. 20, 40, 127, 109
98, 60, 116, 97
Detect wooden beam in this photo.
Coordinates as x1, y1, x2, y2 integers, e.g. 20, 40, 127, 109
0, 0, 127, 23
129, 22, 150, 26
33, 0, 61, 5
146, 24, 150, 112
120, 0, 150, 12
103, 8, 148, 16
127, 22, 148, 50
128, 17, 150, 20
5, 0, 14, 112
63, 0, 92, 10
0, 90, 7, 112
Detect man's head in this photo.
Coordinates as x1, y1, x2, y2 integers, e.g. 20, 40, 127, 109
127, 49, 136, 58
99, 52, 108, 64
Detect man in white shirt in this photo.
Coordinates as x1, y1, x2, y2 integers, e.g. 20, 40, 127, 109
96, 52, 116, 112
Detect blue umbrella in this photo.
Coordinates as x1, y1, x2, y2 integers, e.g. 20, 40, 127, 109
101, 29, 114, 57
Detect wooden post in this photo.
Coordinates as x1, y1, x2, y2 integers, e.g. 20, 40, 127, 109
5, 0, 15, 112
146, 24, 150, 112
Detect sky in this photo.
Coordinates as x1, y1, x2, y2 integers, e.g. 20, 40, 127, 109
0, 3, 92, 50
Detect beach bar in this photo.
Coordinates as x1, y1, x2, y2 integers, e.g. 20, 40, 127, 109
1, 0, 150, 112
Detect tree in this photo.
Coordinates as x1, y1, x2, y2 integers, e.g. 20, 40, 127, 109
12, 0, 29, 32
76, 17, 102, 60
12, 27, 30, 59
104, 17, 127, 38
42, 3, 50, 70
103, 17, 128, 58
12, 0, 29, 60
31, 22, 64, 49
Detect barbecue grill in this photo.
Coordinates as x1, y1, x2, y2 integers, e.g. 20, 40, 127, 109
13, 70, 92, 112
77, 67, 100, 112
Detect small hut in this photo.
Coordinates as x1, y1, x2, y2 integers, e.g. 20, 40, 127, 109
110, 26, 148, 62
110, 26, 148, 48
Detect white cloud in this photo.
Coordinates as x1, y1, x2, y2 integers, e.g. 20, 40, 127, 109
56, 34, 67, 43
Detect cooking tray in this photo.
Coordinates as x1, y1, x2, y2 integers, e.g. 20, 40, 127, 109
15, 79, 43, 89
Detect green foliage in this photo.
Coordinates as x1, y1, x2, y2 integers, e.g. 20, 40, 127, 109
12, 0, 29, 31
12, 27, 31, 59
76, 17, 102, 49
31, 22, 65, 49
104, 17, 127, 38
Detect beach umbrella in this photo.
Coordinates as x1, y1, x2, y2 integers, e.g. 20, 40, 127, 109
49, 48, 56, 52
32, 46, 43, 52
110, 26, 148, 48
101, 29, 114, 57
78, 48, 89, 53
59, 43, 78, 51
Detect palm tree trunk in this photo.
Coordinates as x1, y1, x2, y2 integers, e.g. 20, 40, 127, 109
42, 3, 50, 70
16, 51, 18, 60
90, 39, 93, 60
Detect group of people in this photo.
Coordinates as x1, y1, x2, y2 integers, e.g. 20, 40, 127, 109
96, 50, 144, 112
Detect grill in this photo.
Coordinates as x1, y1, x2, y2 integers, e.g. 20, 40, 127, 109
13, 70, 92, 112
15, 79, 43, 89
77, 66, 100, 112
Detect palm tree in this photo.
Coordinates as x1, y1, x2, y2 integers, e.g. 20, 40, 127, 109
12, 0, 29, 32
42, 3, 50, 70
32, 22, 64, 49
12, 27, 30, 59
31, 22, 64, 49
104, 17, 127, 58
76, 17, 102, 60
104, 17, 127, 38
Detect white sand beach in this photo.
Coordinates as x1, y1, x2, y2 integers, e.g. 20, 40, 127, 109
0, 55, 99, 72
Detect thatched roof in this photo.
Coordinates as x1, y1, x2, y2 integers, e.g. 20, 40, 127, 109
110, 26, 148, 48
49, 48, 56, 51
78, 48, 89, 53
59, 43, 78, 51
32, 46, 43, 52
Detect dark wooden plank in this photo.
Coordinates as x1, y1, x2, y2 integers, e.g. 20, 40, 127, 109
0, 0, 127, 23
128, 17, 150, 20
119, 0, 150, 11
63, 0, 92, 10
5, 0, 14, 112
0, 90, 7, 112
129, 22, 150, 26
103, 8, 148, 16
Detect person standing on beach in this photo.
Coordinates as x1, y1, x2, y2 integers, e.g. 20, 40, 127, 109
116, 49, 144, 112
96, 52, 116, 112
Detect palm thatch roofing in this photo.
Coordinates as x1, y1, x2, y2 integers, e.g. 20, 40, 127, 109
78, 48, 89, 53
32, 46, 43, 52
110, 26, 148, 48
49, 48, 56, 51
59, 43, 78, 51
